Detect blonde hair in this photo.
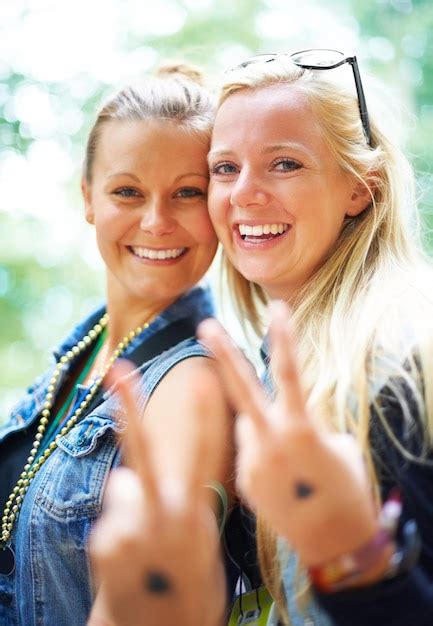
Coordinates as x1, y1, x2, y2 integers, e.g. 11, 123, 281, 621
217, 57, 433, 622
84, 62, 214, 182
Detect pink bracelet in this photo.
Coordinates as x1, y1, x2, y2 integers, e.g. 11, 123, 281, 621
309, 491, 402, 592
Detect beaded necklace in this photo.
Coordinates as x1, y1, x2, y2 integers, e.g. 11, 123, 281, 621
0, 313, 148, 571
37, 328, 106, 456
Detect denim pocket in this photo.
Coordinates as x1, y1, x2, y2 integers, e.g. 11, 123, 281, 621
34, 415, 120, 522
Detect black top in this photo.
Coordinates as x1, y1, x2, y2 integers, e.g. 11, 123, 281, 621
314, 380, 433, 625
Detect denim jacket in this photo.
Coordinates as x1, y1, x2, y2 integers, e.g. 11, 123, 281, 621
0, 285, 214, 626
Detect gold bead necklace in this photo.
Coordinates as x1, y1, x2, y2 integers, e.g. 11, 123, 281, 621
1, 313, 148, 547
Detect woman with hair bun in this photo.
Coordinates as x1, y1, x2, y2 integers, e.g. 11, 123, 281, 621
0, 65, 231, 626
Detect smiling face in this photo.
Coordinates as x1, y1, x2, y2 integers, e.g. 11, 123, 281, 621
208, 84, 369, 299
82, 119, 217, 309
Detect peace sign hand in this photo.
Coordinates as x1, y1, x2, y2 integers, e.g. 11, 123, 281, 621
89, 360, 227, 626
199, 301, 379, 568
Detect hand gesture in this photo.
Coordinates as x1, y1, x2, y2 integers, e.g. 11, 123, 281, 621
89, 360, 227, 626
199, 301, 379, 568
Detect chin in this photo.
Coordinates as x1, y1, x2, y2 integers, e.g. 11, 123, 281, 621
235, 262, 274, 289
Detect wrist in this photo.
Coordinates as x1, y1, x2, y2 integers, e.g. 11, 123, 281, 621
309, 527, 395, 592
336, 540, 395, 588
309, 490, 415, 593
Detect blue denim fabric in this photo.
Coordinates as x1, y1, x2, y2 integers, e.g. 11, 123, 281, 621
0, 285, 214, 626
261, 338, 334, 626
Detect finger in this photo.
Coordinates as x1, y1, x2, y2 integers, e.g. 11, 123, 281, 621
234, 419, 259, 509
198, 319, 269, 433
102, 467, 144, 517
91, 469, 149, 579
106, 360, 159, 507
268, 301, 308, 422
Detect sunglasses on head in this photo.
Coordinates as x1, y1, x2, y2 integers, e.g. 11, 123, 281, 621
229, 48, 372, 147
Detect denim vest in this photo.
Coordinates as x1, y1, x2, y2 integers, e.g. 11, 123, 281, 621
260, 338, 333, 626
0, 286, 214, 626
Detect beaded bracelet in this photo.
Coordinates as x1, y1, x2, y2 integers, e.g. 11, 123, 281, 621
309, 527, 394, 592
205, 480, 228, 536
309, 490, 420, 593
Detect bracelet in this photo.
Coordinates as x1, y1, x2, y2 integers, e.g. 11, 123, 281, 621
309, 490, 420, 593
384, 518, 421, 580
205, 481, 228, 536
309, 528, 394, 592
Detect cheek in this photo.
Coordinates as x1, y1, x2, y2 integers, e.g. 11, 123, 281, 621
93, 209, 135, 243
208, 187, 230, 236
297, 206, 346, 262
187, 211, 218, 245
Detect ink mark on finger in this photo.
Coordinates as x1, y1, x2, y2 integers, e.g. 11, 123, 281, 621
294, 481, 315, 499
145, 571, 172, 594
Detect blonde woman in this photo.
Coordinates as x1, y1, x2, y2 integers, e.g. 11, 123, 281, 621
91, 50, 433, 625
202, 49, 433, 625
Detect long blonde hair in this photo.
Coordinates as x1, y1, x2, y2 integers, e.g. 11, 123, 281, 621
217, 56, 433, 622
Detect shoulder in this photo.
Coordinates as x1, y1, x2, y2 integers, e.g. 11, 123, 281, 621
145, 352, 224, 416
136, 336, 212, 398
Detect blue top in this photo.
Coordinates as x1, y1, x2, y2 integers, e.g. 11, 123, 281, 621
260, 337, 433, 626
0, 285, 214, 626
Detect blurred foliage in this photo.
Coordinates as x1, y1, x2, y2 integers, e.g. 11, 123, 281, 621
0, 0, 432, 418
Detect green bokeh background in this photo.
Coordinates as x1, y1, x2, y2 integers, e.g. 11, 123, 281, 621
1, 0, 432, 418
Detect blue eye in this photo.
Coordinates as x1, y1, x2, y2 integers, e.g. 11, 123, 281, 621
210, 162, 238, 176
113, 187, 141, 198
176, 188, 205, 198
273, 159, 302, 172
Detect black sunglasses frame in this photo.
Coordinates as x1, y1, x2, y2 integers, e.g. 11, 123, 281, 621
234, 49, 372, 147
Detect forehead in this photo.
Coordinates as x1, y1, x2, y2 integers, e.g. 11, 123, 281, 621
212, 84, 324, 150
95, 119, 209, 170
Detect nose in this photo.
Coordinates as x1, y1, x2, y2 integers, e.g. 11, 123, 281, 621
230, 169, 269, 208
139, 198, 176, 236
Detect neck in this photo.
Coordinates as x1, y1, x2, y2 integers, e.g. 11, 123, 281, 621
104, 282, 179, 352
265, 285, 298, 305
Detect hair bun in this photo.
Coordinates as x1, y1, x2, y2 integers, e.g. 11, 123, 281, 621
155, 61, 205, 86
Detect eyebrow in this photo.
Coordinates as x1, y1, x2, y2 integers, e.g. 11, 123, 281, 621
262, 142, 310, 154
174, 172, 209, 181
107, 172, 141, 181
208, 142, 312, 161
207, 150, 232, 163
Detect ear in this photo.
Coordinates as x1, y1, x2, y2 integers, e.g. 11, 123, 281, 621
81, 177, 95, 225
346, 178, 373, 217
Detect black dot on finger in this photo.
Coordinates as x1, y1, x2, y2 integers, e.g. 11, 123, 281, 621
294, 481, 315, 499
144, 571, 172, 594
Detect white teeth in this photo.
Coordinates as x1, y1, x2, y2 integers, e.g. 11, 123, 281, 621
131, 246, 185, 260
238, 223, 289, 237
